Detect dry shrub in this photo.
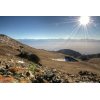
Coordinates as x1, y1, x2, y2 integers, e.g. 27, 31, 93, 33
9, 67, 25, 73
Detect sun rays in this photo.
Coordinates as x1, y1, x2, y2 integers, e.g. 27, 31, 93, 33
53, 16, 95, 53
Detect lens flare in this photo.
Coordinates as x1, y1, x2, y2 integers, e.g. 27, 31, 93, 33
79, 16, 90, 26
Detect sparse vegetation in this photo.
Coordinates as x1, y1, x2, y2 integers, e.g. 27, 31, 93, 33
28, 63, 36, 74
18, 51, 40, 64
0, 34, 100, 83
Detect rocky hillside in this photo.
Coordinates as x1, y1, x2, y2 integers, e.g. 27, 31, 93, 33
0, 34, 100, 83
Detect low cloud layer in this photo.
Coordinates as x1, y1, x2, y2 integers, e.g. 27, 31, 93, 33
18, 39, 100, 54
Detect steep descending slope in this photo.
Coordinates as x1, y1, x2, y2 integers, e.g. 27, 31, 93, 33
0, 34, 100, 83
0, 34, 24, 49
0, 34, 65, 59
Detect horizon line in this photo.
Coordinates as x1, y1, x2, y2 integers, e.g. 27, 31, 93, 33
16, 38, 100, 40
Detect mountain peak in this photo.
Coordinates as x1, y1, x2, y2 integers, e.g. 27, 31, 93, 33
0, 34, 10, 40
0, 34, 8, 37
0, 34, 23, 49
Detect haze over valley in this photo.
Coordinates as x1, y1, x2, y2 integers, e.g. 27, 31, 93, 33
18, 39, 100, 54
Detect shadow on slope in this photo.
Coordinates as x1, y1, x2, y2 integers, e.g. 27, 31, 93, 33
17, 51, 40, 64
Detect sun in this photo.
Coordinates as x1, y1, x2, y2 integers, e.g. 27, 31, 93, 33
79, 16, 90, 26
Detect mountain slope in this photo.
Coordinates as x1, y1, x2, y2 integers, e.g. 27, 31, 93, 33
0, 34, 100, 83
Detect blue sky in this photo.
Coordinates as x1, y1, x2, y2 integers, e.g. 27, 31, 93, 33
0, 16, 100, 39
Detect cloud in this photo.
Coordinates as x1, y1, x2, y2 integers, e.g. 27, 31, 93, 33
18, 39, 100, 54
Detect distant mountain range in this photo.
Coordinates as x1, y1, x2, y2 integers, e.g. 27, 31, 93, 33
57, 49, 100, 61
18, 39, 100, 54
57, 49, 82, 58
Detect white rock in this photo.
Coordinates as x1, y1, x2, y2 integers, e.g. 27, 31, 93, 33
17, 60, 25, 64
52, 58, 65, 62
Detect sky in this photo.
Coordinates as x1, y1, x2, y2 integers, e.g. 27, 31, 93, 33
0, 16, 100, 39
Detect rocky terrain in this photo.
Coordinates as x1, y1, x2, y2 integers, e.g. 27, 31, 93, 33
0, 34, 100, 83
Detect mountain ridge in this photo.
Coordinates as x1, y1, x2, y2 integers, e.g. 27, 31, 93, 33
57, 49, 82, 58
0, 34, 100, 83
